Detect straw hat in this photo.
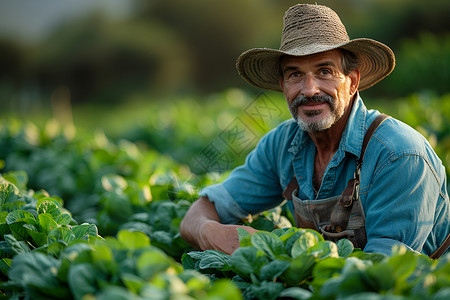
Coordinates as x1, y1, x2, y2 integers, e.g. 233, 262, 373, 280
236, 4, 395, 92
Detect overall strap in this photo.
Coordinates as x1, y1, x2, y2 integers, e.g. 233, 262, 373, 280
331, 113, 390, 229
282, 113, 390, 201
359, 113, 390, 166
349, 113, 391, 205
430, 234, 450, 259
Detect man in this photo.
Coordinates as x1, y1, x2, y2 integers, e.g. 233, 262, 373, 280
180, 4, 450, 258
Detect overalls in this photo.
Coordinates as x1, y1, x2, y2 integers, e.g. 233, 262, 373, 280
281, 114, 387, 250
282, 113, 450, 259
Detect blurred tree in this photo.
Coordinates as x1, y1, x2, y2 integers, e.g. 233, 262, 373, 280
28, 13, 193, 103
0, 38, 26, 85
0, 0, 449, 107
382, 33, 450, 96
137, 0, 288, 92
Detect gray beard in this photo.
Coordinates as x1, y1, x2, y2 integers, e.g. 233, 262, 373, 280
289, 95, 341, 132
297, 113, 337, 132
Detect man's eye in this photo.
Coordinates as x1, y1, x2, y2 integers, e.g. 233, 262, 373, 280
319, 68, 332, 76
288, 71, 301, 78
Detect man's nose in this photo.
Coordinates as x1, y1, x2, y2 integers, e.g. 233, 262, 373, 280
300, 74, 320, 97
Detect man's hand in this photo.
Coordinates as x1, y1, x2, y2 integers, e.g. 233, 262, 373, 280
180, 197, 257, 255
198, 221, 257, 255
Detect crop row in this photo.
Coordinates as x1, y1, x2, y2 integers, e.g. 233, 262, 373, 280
0, 94, 449, 300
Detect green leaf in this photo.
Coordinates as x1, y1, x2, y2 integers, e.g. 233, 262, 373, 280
28, 230, 47, 247
6, 210, 36, 225
363, 262, 395, 293
91, 242, 114, 262
0, 211, 8, 223
248, 217, 275, 231
341, 256, 373, 274
47, 241, 66, 257
71, 223, 98, 240
56, 213, 72, 225
197, 250, 232, 271
259, 259, 290, 281
278, 287, 313, 300
431, 288, 450, 300
249, 280, 285, 300
97, 286, 141, 300
101, 174, 128, 192
102, 192, 133, 221
349, 249, 388, 263
179, 269, 210, 290
307, 241, 339, 259
39, 213, 58, 234
37, 199, 61, 219
251, 231, 285, 259
206, 279, 243, 300
281, 228, 305, 250
0, 241, 14, 258
0, 183, 20, 209
181, 253, 196, 270
318, 275, 344, 298
279, 254, 316, 286
2, 170, 28, 191
336, 239, 354, 257
58, 243, 92, 281
237, 227, 251, 241
127, 183, 152, 206
58, 226, 76, 245
68, 263, 98, 300
121, 273, 146, 295
150, 230, 172, 247
137, 249, 172, 279
119, 221, 153, 236
291, 231, 319, 258
117, 229, 150, 250
388, 249, 420, 293
310, 257, 346, 291
8, 252, 70, 298
231, 246, 269, 277
0, 257, 12, 277
272, 228, 288, 237
8, 221, 31, 241
4, 233, 31, 255
239, 234, 253, 248
0, 211, 10, 236
324, 260, 377, 298
60, 242, 92, 263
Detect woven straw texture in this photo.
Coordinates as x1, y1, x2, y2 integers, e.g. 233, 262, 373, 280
236, 4, 395, 92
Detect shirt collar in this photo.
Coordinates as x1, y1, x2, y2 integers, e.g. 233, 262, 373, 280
341, 93, 368, 159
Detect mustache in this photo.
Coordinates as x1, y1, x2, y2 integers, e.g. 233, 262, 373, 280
290, 95, 335, 109
289, 95, 336, 120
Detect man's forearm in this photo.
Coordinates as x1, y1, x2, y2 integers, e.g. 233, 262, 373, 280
179, 197, 221, 249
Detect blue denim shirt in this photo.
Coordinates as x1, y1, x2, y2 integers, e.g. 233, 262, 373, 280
200, 95, 450, 256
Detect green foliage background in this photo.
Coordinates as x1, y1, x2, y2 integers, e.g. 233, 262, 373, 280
1, 0, 450, 107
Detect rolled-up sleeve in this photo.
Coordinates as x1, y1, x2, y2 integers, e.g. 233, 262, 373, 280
363, 153, 440, 256
200, 124, 290, 224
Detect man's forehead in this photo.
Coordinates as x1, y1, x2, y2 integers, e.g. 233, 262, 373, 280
280, 49, 343, 68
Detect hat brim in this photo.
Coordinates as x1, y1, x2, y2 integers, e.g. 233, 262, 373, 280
236, 38, 395, 92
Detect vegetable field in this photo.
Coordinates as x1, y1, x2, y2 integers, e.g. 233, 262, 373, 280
0, 90, 449, 299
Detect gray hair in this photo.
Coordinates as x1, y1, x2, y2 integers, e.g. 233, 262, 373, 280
341, 48, 359, 75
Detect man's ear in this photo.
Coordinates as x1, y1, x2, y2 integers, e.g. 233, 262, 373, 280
348, 69, 360, 96
279, 77, 284, 91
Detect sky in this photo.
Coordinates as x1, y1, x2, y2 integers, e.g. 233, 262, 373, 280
0, 0, 137, 43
